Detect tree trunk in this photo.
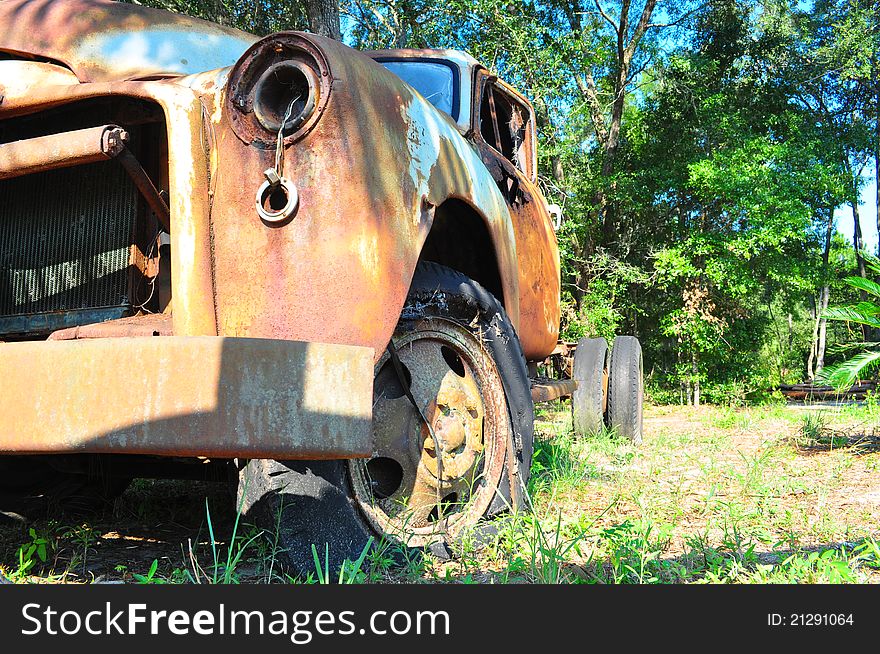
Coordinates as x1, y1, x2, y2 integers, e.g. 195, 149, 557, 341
816, 205, 835, 374
852, 200, 869, 341
807, 298, 818, 380
676, 345, 684, 404
853, 201, 867, 278
809, 206, 836, 378
304, 0, 341, 40
691, 352, 700, 407
816, 285, 831, 373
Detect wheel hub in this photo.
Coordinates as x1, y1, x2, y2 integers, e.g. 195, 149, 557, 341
349, 317, 508, 544
420, 376, 484, 479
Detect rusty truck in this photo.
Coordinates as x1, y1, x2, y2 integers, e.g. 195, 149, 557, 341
0, 0, 643, 571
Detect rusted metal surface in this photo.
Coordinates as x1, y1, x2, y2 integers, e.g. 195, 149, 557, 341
0, 337, 373, 458
0, 60, 80, 98
531, 378, 579, 403
48, 313, 172, 340
0, 0, 564, 458
471, 69, 561, 359
540, 341, 578, 379
550, 341, 578, 357
208, 32, 559, 361
0, 2, 561, 360
0, 308, 129, 337
0, 123, 170, 230
0, 0, 255, 82
0, 77, 218, 338
226, 34, 332, 146
115, 146, 171, 231
0, 124, 126, 180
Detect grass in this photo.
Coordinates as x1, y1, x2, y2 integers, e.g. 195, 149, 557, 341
2, 400, 880, 584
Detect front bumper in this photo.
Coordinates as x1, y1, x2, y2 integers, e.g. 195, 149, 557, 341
0, 336, 373, 459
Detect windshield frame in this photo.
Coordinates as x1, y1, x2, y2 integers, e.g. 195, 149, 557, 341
373, 56, 461, 122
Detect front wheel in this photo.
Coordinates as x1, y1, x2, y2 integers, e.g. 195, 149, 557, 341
238, 263, 534, 574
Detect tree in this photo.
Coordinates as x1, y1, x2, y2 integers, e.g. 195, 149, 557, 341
609, 0, 851, 400
305, 0, 341, 39
564, 0, 659, 246
782, 0, 877, 365
126, 0, 341, 38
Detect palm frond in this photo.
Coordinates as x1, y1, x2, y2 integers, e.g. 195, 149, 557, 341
816, 349, 880, 390
843, 276, 880, 298
851, 301, 880, 316
825, 341, 879, 355
862, 251, 880, 276
822, 306, 880, 328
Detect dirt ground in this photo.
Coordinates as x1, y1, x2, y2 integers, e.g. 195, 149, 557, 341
2, 402, 879, 583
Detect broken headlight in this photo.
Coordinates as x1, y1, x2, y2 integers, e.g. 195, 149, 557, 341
227, 34, 331, 145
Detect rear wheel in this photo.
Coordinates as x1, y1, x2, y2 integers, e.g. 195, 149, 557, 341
238, 263, 534, 574
571, 337, 608, 437
606, 336, 644, 444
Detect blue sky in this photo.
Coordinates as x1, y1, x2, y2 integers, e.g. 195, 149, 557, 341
836, 178, 878, 253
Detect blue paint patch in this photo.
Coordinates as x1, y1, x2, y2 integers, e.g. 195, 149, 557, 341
78, 27, 255, 77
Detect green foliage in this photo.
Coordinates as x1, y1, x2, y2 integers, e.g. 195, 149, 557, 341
187, 495, 265, 584
748, 545, 873, 584
559, 284, 621, 342
132, 559, 163, 584
121, 0, 309, 35
799, 411, 828, 443
13, 528, 51, 580
820, 252, 880, 388
601, 520, 668, 584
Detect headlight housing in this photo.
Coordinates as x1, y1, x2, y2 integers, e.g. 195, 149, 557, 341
227, 33, 331, 145
252, 60, 320, 135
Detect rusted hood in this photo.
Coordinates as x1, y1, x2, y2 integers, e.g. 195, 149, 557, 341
0, 0, 257, 82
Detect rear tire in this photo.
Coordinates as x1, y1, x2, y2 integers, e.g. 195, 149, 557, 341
606, 336, 644, 444
571, 337, 608, 437
238, 262, 534, 575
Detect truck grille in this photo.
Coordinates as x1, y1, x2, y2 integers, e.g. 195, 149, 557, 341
0, 160, 136, 335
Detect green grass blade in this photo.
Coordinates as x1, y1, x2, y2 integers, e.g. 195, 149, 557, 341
339, 536, 374, 584
205, 499, 218, 584
310, 544, 323, 584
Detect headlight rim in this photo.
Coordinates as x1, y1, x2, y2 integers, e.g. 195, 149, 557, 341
226, 33, 332, 146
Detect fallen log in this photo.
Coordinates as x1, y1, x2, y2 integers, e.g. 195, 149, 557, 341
777, 381, 876, 402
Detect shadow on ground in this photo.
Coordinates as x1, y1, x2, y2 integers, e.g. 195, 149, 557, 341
0, 479, 237, 582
